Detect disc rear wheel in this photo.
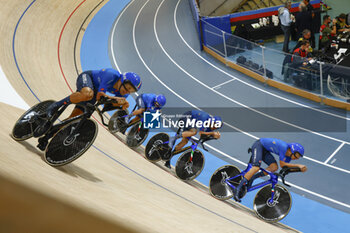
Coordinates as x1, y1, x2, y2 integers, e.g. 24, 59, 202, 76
45, 119, 97, 166
209, 165, 241, 200
126, 123, 149, 148
145, 133, 170, 162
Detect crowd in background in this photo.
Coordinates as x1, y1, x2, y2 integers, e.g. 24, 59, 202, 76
280, 0, 350, 58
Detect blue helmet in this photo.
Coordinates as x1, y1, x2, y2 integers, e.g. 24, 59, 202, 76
122, 72, 142, 91
288, 143, 304, 157
155, 94, 166, 108
212, 116, 223, 129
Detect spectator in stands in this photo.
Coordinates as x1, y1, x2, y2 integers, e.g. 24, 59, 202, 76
295, 3, 312, 40
291, 40, 315, 90
293, 29, 313, 54
336, 13, 350, 34
291, 39, 312, 66
303, 0, 314, 15
303, 0, 316, 48
319, 15, 337, 50
279, 1, 294, 53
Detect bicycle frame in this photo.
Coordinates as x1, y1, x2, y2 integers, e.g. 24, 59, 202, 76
171, 137, 199, 156
48, 105, 89, 136
158, 130, 201, 164
47, 98, 120, 139
225, 164, 279, 203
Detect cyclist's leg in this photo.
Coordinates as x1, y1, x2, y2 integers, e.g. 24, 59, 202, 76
165, 129, 196, 168
39, 73, 95, 149
168, 112, 192, 147
173, 129, 196, 151
165, 135, 189, 168
248, 151, 276, 181
234, 140, 263, 202
47, 71, 94, 117
68, 107, 84, 119
262, 154, 278, 173
67, 71, 97, 118
126, 95, 143, 124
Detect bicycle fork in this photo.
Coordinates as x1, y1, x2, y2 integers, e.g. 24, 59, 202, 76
267, 175, 279, 206
134, 121, 143, 141
184, 144, 197, 174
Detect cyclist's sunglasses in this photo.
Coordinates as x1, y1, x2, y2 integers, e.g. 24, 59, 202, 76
292, 152, 301, 159
122, 81, 137, 93
154, 101, 160, 108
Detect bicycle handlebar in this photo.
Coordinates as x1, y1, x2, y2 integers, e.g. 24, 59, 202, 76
95, 96, 122, 127
275, 166, 301, 187
198, 135, 216, 151
98, 96, 122, 108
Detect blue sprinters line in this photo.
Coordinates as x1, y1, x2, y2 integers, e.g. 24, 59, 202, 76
12, 0, 41, 102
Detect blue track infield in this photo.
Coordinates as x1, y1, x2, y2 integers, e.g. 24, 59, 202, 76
80, 0, 350, 232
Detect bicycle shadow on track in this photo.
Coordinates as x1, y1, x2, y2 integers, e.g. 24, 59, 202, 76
12, 135, 102, 183
56, 164, 102, 183
13, 137, 45, 159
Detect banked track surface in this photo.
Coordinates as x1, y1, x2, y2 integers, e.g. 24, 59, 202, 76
0, 0, 298, 232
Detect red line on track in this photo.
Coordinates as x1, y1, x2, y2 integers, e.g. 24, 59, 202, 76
57, 0, 86, 94
57, 0, 106, 127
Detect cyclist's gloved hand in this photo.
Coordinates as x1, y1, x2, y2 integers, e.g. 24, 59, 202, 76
121, 101, 129, 110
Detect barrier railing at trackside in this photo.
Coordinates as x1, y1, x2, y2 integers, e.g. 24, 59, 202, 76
201, 19, 350, 108
188, 0, 202, 49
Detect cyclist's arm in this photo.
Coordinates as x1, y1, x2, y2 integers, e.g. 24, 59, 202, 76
279, 160, 307, 172
96, 91, 125, 102
96, 91, 129, 110
199, 131, 220, 139
96, 92, 127, 104
131, 108, 145, 116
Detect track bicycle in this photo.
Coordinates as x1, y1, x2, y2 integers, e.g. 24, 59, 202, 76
11, 96, 120, 166
108, 110, 149, 148
209, 164, 301, 222
145, 129, 215, 180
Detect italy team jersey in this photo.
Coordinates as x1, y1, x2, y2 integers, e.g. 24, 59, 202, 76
190, 110, 213, 132
139, 94, 161, 110
260, 138, 291, 163
91, 68, 129, 98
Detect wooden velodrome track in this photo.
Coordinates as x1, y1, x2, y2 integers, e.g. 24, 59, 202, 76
0, 0, 299, 232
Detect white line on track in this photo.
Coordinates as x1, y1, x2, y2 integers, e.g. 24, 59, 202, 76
212, 79, 236, 90
175, 0, 350, 175
111, 0, 136, 73
156, 0, 350, 174
176, 3, 350, 122
172, 0, 350, 209
172, 0, 350, 163
154, 0, 350, 149
110, 0, 350, 210
324, 142, 345, 164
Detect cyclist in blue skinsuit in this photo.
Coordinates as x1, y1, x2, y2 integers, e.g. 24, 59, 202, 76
164, 110, 222, 168
37, 68, 142, 150
234, 138, 307, 202
122, 93, 167, 131
47, 68, 142, 118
